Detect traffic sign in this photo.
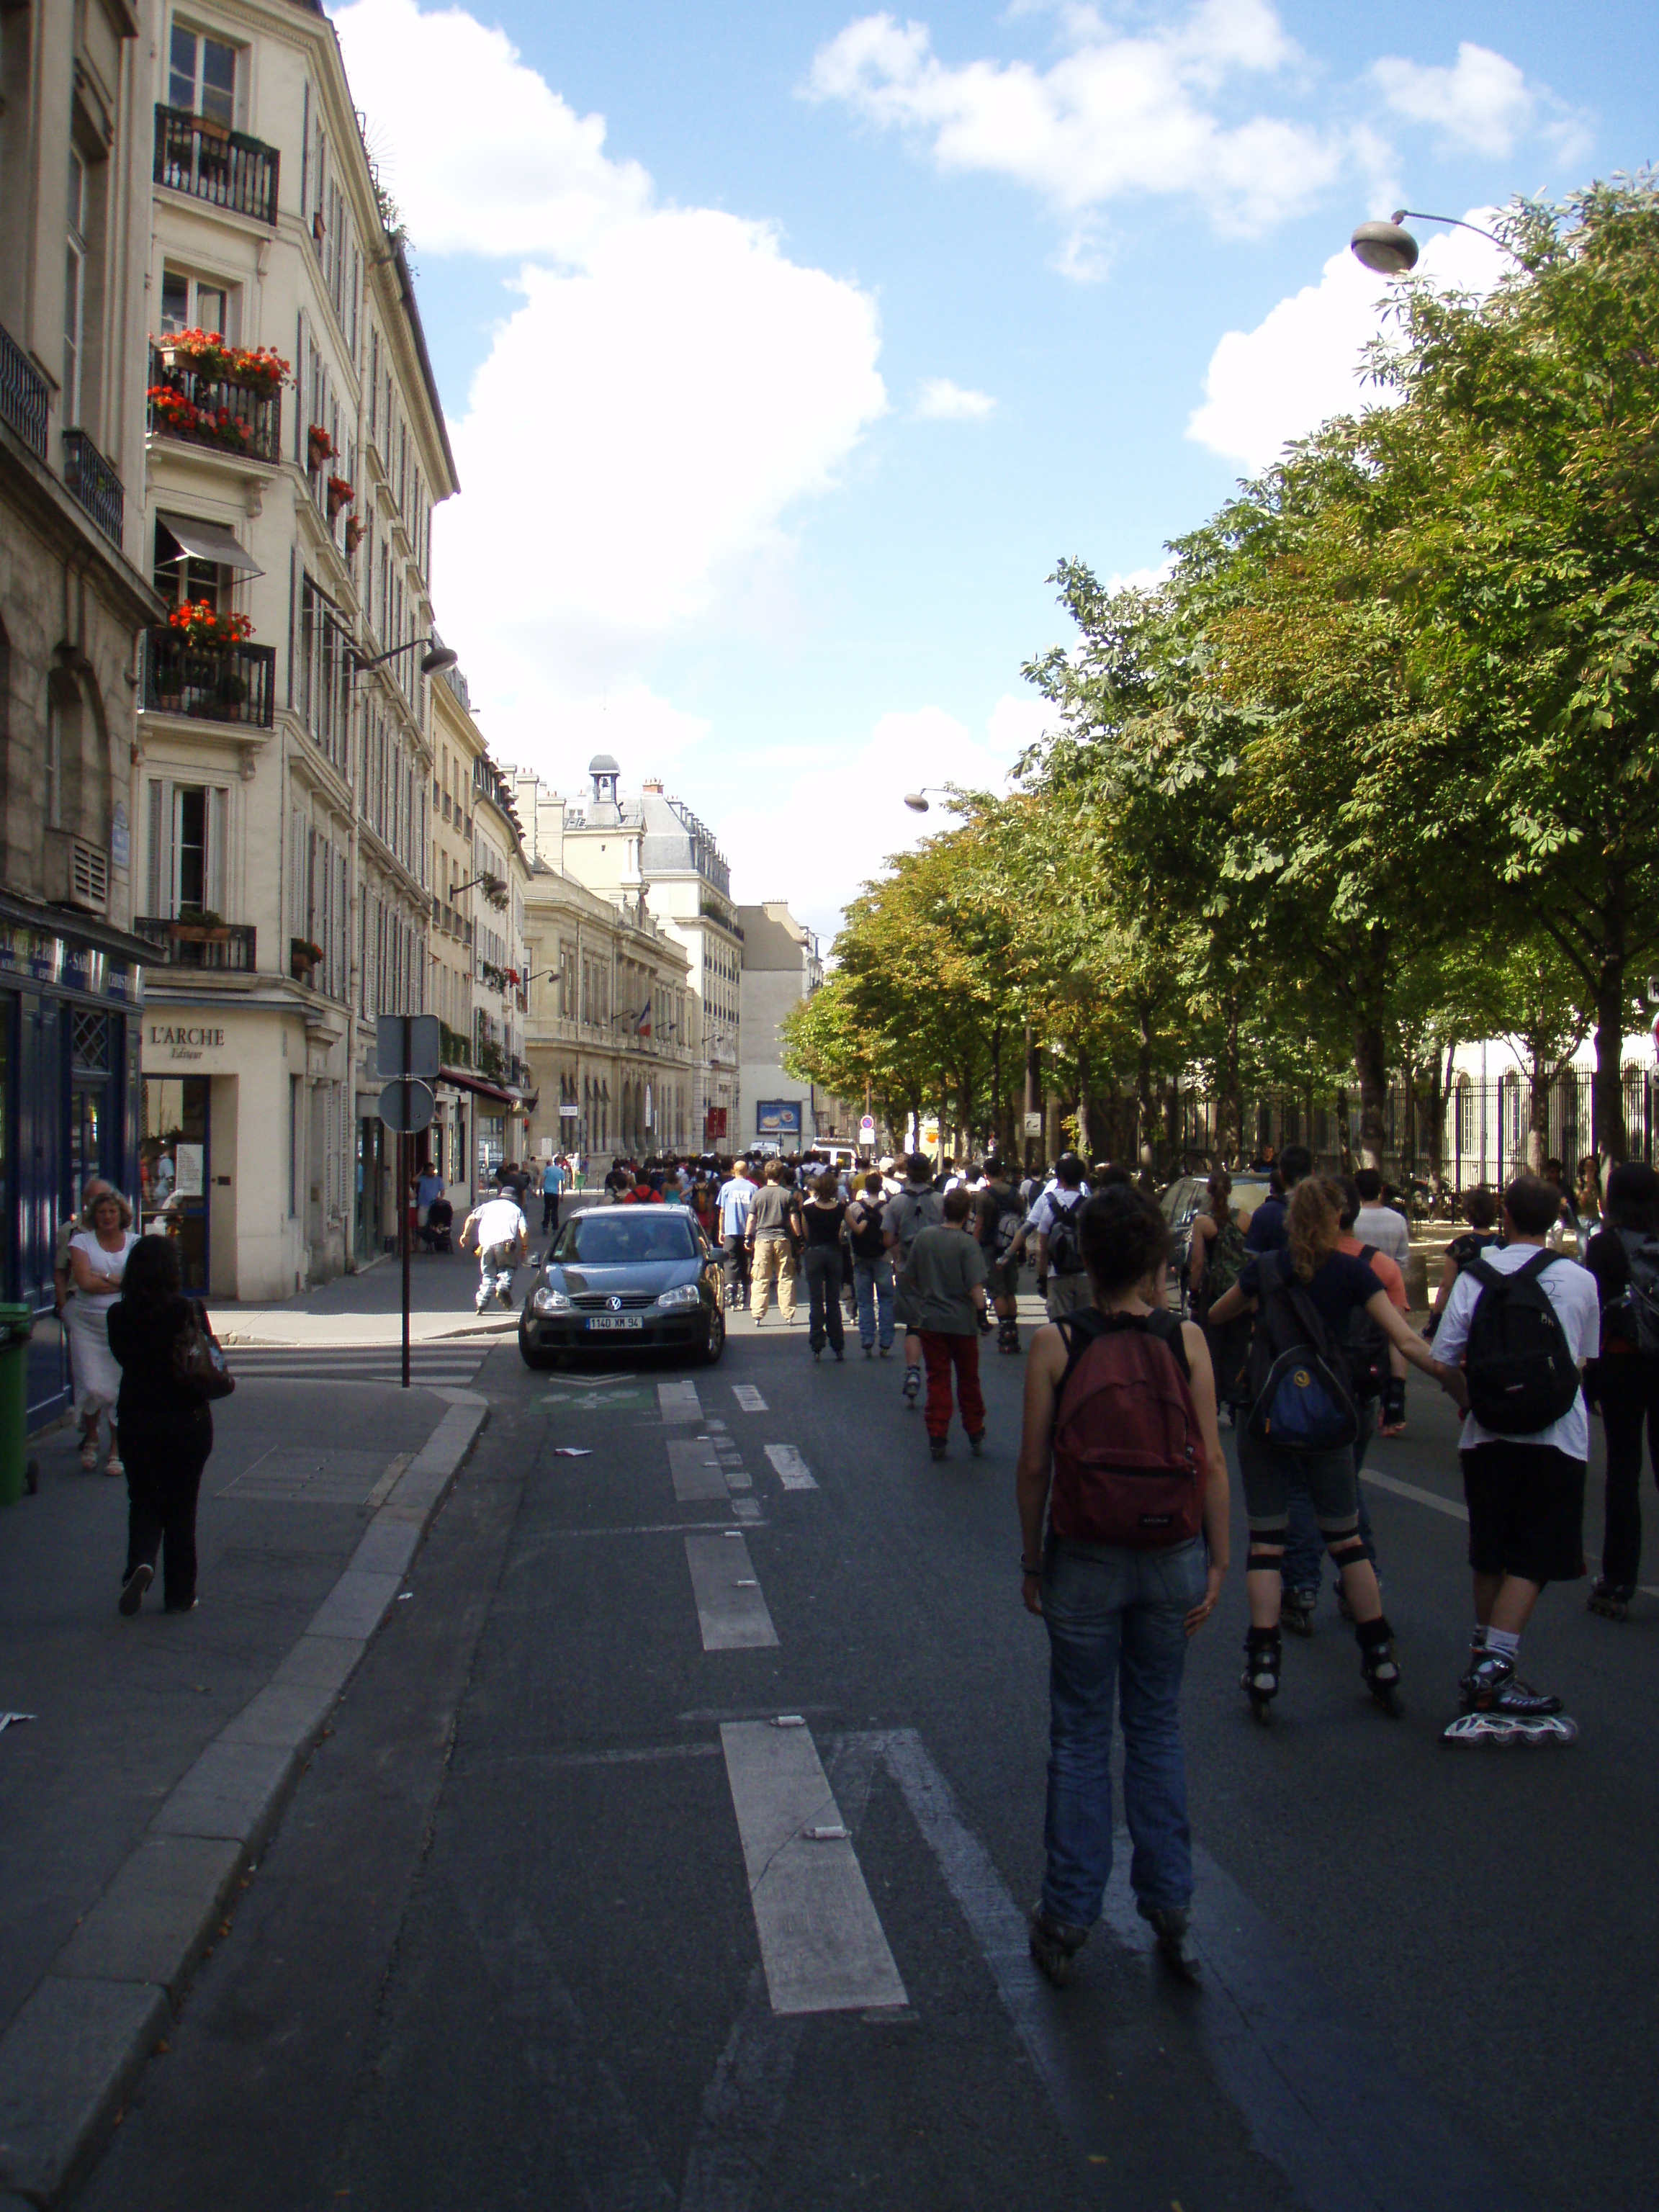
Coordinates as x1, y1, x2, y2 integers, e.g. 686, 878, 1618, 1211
1023, 1111, 1043, 1136
379, 1077, 434, 1134
377, 1012, 441, 1081
859, 1114, 876, 1139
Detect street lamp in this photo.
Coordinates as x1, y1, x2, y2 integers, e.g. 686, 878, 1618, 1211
1349, 209, 1519, 276
350, 633, 459, 678
902, 786, 951, 814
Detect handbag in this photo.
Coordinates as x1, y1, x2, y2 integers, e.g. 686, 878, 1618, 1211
173, 1298, 235, 1402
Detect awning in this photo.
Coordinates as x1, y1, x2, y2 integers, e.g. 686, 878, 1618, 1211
437, 1064, 513, 1107
157, 511, 264, 575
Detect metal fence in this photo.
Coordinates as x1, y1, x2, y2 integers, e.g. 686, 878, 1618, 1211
1169, 1066, 1659, 1182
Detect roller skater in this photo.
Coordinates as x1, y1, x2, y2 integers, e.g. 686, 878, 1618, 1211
1208, 1177, 1462, 1726
1431, 1174, 1599, 1750
885, 1154, 943, 1410
1586, 1580, 1632, 1620
1581, 1161, 1659, 1624
976, 1157, 1026, 1355
1280, 1585, 1316, 1637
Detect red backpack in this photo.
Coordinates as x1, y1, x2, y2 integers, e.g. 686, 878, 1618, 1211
1049, 1308, 1205, 1549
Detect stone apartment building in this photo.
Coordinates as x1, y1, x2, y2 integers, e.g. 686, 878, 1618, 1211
513, 757, 742, 1151
1, 0, 164, 1425
510, 770, 696, 1176
133, 0, 456, 1295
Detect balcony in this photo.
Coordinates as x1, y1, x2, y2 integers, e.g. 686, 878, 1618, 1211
153, 104, 279, 225
142, 629, 276, 727
134, 917, 257, 971
148, 346, 282, 466
439, 1021, 472, 1070
1, 318, 48, 459
62, 430, 123, 547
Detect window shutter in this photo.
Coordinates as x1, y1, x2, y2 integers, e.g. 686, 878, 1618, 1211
145, 778, 167, 917
207, 786, 228, 917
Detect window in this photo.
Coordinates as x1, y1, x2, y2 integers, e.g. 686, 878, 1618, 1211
152, 519, 222, 610
158, 267, 232, 340
145, 779, 226, 917
171, 24, 236, 125
64, 148, 86, 424
45, 696, 63, 830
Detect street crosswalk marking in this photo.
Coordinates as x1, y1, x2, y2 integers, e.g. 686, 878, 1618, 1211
763, 1444, 817, 1492
222, 1341, 490, 1388
660, 1378, 703, 1423
720, 1719, 907, 2018
684, 1533, 777, 1650
732, 1385, 767, 1413
667, 1437, 731, 1503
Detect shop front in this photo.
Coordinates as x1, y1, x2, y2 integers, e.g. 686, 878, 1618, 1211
0, 902, 145, 1434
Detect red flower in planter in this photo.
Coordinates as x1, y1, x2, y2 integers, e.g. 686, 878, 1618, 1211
168, 599, 254, 647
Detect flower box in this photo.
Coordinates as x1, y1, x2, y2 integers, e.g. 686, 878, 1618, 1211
326, 474, 354, 520
168, 598, 254, 649
307, 423, 336, 469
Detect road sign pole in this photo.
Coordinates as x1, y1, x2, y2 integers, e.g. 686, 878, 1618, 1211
400, 1124, 411, 1390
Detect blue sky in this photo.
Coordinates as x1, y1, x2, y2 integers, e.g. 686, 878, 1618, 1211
333, 1, 1656, 938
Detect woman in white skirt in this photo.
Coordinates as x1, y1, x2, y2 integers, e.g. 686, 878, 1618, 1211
66, 1191, 138, 1475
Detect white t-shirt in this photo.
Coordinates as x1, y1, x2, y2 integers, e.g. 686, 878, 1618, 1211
470, 1197, 526, 1251
69, 1228, 137, 1308
1354, 1203, 1411, 1273
1434, 1244, 1600, 1459
1025, 1187, 1084, 1238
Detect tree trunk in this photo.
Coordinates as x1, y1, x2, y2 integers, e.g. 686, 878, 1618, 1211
1594, 951, 1629, 1166
1076, 1042, 1091, 1166
1023, 1022, 1040, 1172
1219, 997, 1241, 1168
1353, 1020, 1389, 1172
1136, 1002, 1157, 1179
1526, 1045, 1550, 1175
1335, 1084, 1354, 1174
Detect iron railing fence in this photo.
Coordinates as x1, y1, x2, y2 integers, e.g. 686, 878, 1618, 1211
153, 104, 279, 225
1, 318, 48, 457
61, 429, 123, 545
142, 630, 276, 727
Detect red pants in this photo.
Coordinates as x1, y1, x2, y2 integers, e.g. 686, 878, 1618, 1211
920, 1330, 984, 1440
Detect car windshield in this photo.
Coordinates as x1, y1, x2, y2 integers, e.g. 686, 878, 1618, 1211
557, 1213, 698, 1266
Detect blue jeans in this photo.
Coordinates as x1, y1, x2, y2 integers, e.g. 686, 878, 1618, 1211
1281, 1400, 1379, 1594
853, 1256, 894, 1349
1040, 1535, 1206, 1929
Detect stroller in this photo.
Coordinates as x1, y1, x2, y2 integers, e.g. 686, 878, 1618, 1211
419, 1197, 454, 1254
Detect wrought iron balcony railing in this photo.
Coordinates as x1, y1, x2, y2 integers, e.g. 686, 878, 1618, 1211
0, 318, 48, 458
148, 344, 282, 464
134, 917, 257, 971
153, 104, 279, 225
62, 430, 123, 546
142, 630, 276, 727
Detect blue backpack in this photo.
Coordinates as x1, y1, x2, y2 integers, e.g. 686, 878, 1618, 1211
1244, 1253, 1359, 1452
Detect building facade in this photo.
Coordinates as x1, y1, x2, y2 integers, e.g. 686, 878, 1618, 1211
516, 758, 742, 1151
1, 0, 165, 1426
737, 901, 836, 1150
134, 0, 456, 1297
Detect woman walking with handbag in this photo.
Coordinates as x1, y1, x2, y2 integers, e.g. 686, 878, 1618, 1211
66, 1190, 138, 1475
107, 1236, 229, 1616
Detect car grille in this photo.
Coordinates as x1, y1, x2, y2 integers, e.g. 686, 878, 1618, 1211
568, 1292, 659, 1312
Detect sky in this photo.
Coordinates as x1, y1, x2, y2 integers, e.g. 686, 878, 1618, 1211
329, 0, 1657, 943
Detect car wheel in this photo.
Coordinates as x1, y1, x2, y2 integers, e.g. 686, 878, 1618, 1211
699, 1303, 727, 1366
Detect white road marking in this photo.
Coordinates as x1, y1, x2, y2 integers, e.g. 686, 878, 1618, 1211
732, 1385, 768, 1413
668, 1439, 732, 1503
659, 1379, 703, 1423
719, 1720, 907, 2017
1366, 1467, 1659, 1599
763, 1444, 817, 1492
685, 1534, 778, 1650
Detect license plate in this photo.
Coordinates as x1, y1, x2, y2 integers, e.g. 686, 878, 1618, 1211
586, 1315, 644, 1331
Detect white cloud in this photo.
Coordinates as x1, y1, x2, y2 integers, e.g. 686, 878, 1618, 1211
1372, 42, 1534, 159
1186, 213, 1506, 471
914, 377, 995, 420
1105, 559, 1174, 594
333, 0, 887, 777
808, 2, 1345, 246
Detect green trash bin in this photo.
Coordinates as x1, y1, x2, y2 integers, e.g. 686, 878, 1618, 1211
0, 1303, 37, 1506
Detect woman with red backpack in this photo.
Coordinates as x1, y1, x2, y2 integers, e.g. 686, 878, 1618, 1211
1016, 1187, 1228, 1990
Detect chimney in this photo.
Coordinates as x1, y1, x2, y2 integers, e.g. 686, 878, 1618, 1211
642, 778, 664, 796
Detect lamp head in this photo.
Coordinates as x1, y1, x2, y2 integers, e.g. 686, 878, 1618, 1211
1350, 218, 1419, 276
902, 793, 930, 814
421, 643, 460, 675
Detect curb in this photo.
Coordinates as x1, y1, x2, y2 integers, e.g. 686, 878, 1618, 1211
0, 1396, 488, 2206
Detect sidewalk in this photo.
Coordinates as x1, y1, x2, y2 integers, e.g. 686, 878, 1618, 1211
215, 1197, 601, 1348
0, 1373, 487, 2203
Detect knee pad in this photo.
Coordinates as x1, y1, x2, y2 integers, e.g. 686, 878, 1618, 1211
1246, 1545, 1285, 1574
1327, 1537, 1368, 1573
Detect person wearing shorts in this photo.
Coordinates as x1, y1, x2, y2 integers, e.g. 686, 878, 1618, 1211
1432, 1173, 1599, 1724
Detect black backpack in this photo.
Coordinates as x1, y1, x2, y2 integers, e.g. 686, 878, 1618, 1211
848, 1195, 887, 1261
1611, 1228, 1659, 1356
1244, 1253, 1359, 1452
1461, 1251, 1581, 1434
1339, 1244, 1390, 1401
989, 1185, 1024, 1260
1046, 1192, 1086, 1275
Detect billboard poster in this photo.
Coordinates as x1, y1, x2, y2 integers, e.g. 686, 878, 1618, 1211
755, 1100, 803, 1139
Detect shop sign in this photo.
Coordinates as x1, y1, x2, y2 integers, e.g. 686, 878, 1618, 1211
148, 1022, 227, 1063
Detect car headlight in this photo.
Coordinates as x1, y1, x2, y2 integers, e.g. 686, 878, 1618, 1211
531, 1285, 572, 1313
656, 1282, 703, 1310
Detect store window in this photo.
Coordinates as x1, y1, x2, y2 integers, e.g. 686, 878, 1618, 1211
168, 22, 237, 125
141, 1076, 209, 1291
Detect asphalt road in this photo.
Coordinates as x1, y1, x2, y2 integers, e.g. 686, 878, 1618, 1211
73, 1303, 1659, 2212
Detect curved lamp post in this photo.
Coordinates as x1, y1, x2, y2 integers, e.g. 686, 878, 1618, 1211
902, 786, 951, 814
1350, 209, 1519, 276
351, 633, 459, 678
